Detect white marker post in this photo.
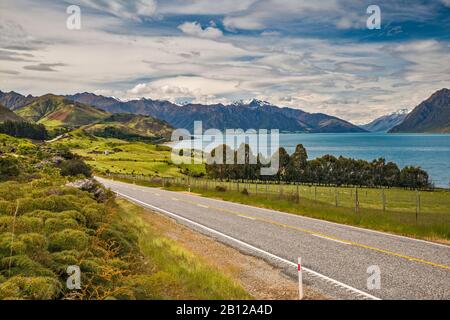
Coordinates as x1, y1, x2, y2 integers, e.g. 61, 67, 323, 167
298, 257, 304, 300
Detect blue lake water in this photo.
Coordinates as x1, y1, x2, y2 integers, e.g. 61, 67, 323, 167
279, 133, 450, 188
170, 133, 450, 188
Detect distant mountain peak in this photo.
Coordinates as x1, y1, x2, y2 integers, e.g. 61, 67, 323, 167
390, 88, 450, 133
230, 99, 274, 108
394, 108, 409, 115
248, 99, 274, 108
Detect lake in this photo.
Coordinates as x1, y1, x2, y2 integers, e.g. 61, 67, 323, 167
169, 133, 450, 188
279, 133, 450, 188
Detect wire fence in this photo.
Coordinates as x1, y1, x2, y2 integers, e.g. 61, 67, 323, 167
106, 173, 450, 217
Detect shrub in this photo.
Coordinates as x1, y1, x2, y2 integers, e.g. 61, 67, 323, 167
215, 186, 227, 192
241, 188, 249, 196
0, 156, 20, 181
0, 233, 26, 256
0, 255, 55, 278
18, 195, 81, 214
59, 159, 92, 178
0, 216, 43, 234
48, 229, 90, 252
44, 218, 80, 234
0, 276, 61, 300
82, 204, 107, 228
18, 233, 48, 255
61, 210, 87, 226
49, 250, 80, 275
0, 200, 13, 215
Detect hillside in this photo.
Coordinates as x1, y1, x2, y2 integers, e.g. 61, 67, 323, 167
66, 93, 366, 133
82, 113, 174, 142
0, 103, 24, 122
0, 90, 34, 111
390, 89, 450, 133
16, 94, 109, 127
361, 109, 409, 132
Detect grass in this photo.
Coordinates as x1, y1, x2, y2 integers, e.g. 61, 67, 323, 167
55, 132, 205, 178
112, 176, 450, 242
53, 133, 450, 241
115, 198, 251, 300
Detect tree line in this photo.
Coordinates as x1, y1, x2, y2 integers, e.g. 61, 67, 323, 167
205, 144, 431, 189
0, 120, 48, 140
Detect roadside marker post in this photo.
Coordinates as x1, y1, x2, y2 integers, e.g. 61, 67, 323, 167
298, 257, 304, 300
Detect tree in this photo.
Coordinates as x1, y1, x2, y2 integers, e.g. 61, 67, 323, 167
0, 121, 48, 140
286, 144, 308, 182
400, 166, 430, 189
274, 147, 290, 182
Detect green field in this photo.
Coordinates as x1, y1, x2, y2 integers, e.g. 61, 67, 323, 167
55, 132, 205, 177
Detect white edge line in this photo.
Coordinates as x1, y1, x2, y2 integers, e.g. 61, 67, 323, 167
115, 190, 381, 301
101, 178, 449, 249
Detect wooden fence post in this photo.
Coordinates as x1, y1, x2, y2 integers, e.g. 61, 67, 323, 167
335, 187, 338, 207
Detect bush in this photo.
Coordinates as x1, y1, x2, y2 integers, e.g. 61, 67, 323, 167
0, 276, 61, 300
59, 159, 92, 178
0, 216, 43, 234
241, 188, 249, 196
0, 255, 55, 278
0, 156, 20, 181
0, 233, 26, 256
215, 185, 227, 192
48, 229, 90, 252
44, 218, 80, 234
18, 233, 48, 256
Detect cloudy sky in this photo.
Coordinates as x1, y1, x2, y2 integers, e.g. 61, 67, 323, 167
0, 0, 449, 124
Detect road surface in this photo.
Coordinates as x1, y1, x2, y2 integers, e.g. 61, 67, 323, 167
97, 177, 450, 300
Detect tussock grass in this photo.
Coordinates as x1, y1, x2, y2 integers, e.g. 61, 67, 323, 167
115, 199, 251, 300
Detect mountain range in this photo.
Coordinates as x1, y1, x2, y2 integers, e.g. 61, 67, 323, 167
1, 88, 449, 134
389, 88, 450, 133
15, 94, 109, 128
66, 93, 366, 133
0, 103, 24, 123
361, 109, 409, 132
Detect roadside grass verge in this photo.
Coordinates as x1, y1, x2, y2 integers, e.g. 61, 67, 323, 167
114, 199, 251, 300
110, 177, 450, 243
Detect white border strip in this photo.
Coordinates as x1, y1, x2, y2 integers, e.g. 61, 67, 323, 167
115, 191, 381, 301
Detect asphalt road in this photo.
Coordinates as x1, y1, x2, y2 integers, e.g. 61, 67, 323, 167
97, 177, 450, 300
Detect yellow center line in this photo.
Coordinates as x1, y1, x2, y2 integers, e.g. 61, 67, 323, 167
177, 197, 450, 271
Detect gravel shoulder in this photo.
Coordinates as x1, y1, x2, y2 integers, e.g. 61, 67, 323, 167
138, 204, 328, 300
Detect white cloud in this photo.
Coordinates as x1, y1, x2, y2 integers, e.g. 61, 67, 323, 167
178, 21, 223, 39
128, 76, 240, 104
0, 0, 449, 124
70, 0, 157, 21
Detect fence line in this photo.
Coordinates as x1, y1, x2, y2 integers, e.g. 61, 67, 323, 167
107, 173, 435, 216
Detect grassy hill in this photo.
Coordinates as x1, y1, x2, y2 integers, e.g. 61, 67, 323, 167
82, 113, 174, 143
0, 104, 24, 123
16, 95, 109, 128
53, 131, 204, 178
